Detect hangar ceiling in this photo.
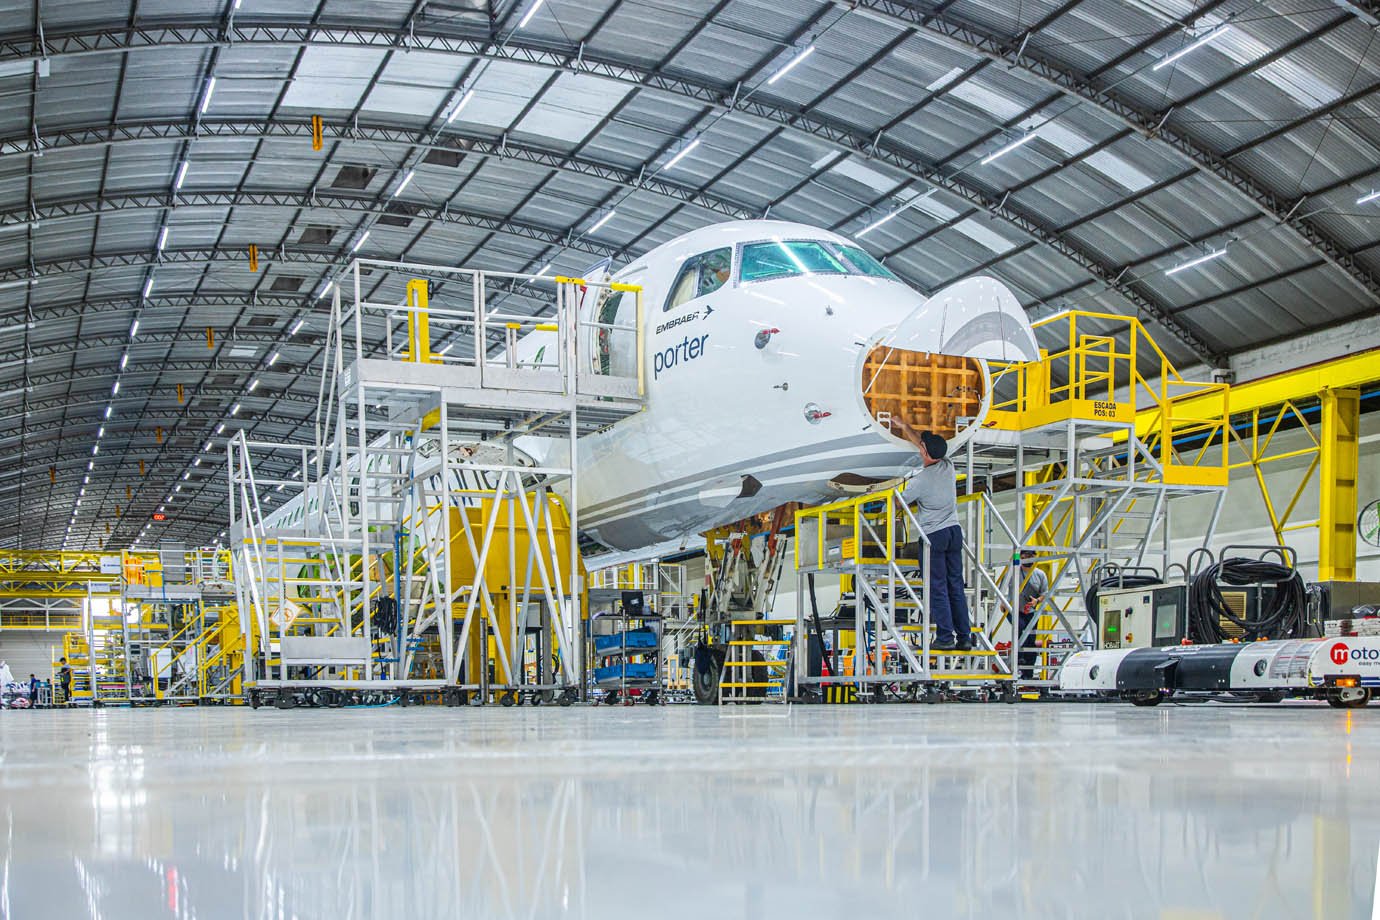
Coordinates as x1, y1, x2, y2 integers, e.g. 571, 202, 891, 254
1, 0, 1378, 549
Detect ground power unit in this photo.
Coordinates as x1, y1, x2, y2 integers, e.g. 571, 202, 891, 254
1059, 636, 1380, 708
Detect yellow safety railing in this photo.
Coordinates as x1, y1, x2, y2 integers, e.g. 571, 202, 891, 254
794, 489, 901, 570
0, 611, 82, 630
985, 310, 1229, 487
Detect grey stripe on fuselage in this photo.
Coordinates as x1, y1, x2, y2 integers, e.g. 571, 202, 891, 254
580, 432, 888, 519
582, 446, 919, 530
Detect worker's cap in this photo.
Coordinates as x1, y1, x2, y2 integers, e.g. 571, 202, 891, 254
919, 431, 948, 460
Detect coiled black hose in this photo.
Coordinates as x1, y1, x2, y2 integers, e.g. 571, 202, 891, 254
1187, 557, 1306, 643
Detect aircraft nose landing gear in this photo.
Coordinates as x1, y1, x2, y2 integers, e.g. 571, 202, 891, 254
692, 640, 724, 705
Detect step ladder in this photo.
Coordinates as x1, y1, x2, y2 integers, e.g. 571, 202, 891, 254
719, 618, 792, 705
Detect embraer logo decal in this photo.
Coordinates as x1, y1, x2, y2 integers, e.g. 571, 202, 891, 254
655, 304, 712, 335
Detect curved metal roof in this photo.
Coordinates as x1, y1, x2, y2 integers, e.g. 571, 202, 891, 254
2, 0, 1378, 550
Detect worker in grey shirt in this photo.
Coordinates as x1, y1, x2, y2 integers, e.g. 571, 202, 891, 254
892, 419, 970, 651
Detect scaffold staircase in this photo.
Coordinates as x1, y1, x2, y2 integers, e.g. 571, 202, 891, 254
962, 310, 1230, 687
230, 260, 645, 704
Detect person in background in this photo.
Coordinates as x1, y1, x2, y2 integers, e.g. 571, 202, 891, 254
1001, 550, 1050, 675
891, 419, 971, 651
57, 658, 72, 705
27, 674, 38, 706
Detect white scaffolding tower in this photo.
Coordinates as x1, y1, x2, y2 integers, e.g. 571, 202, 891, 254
229, 260, 643, 705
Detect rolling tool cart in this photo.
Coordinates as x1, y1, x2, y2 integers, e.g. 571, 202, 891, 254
588, 590, 663, 704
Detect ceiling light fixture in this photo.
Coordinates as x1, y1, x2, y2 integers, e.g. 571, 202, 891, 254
130, 318, 140, 338
268, 351, 280, 366
392, 170, 415, 197
158, 227, 169, 251
663, 138, 701, 171
767, 45, 815, 85
231, 403, 241, 416
351, 231, 370, 253
120, 353, 128, 370
445, 89, 476, 124
200, 76, 217, 114
291, 319, 305, 335
248, 379, 259, 392
142, 277, 154, 299
104, 405, 112, 419
175, 160, 190, 190
216, 423, 226, 434
586, 210, 616, 234
858, 209, 903, 237
858, 189, 938, 237
1165, 247, 1228, 276
1357, 189, 1380, 206
111, 380, 120, 396
535, 262, 552, 277
518, 0, 546, 29
203, 440, 212, 452
981, 131, 1038, 165
1153, 24, 1231, 71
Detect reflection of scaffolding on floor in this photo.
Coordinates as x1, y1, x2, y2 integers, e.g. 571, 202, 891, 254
231, 260, 644, 703
242, 776, 589, 917
965, 311, 1230, 686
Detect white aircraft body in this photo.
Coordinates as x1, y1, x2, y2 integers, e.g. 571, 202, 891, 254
257, 220, 1039, 555
540, 220, 1039, 552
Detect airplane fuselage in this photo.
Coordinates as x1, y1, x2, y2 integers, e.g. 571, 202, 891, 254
562, 220, 1039, 552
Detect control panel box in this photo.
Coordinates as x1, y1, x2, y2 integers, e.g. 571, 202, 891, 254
1098, 584, 1187, 650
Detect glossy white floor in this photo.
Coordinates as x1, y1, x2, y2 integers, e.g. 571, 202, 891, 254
1, 703, 1376, 919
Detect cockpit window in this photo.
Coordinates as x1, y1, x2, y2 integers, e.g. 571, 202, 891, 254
664, 247, 732, 311
740, 240, 847, 283
835, 244, 898, 280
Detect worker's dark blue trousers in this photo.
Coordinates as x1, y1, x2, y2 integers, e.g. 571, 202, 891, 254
926, 525, 970, 645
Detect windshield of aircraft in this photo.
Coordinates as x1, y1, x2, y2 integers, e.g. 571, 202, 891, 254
739, 239, 899, 283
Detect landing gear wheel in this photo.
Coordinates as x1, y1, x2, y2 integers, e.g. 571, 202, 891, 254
499, 691, 516, 707
249, 691, 260, 709
273, 691, 295, 710
1328, 687, 1371, 709
558, 689, 576, 706
1128, 690, 1163, 707
692, 657, 721, 705
1001, 684, 1019, 704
